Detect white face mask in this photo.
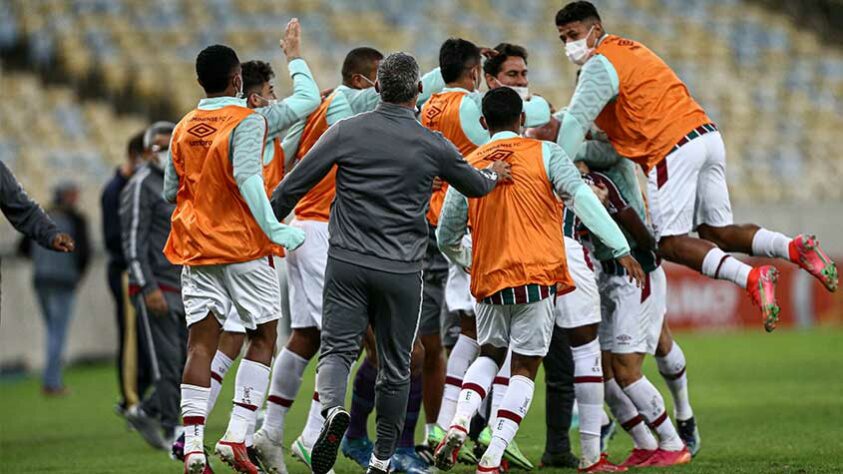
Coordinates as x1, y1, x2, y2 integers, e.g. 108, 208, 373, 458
152, 150, 168, 169
491, 77, 530, 101
565, 25, 596, 65
359, 74, 376, 88
255, 94, 277, 107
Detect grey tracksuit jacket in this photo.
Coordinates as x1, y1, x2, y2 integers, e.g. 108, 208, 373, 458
1, 160, 59, 248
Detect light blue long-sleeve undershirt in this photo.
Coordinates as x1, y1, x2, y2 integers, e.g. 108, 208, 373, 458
436, 131, 629, 267
558, 48, 620, 161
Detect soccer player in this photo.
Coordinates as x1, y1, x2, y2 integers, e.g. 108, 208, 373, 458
164, 20, 316, 474
251, 46, 385, 473
271, 52, 508, 474
119, 121, 187, 451
554, 1, 837, 331
434, 87, 642, 474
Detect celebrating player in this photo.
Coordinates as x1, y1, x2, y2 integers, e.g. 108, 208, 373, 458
434, 88, 642, 473
554, 1, 837, 331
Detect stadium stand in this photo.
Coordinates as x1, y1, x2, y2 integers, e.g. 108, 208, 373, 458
0, 0, 841, 225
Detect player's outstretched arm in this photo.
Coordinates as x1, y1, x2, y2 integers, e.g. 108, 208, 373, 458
436, 187, 472, 270
558, 55, 619, 159
0, 160, 64, 249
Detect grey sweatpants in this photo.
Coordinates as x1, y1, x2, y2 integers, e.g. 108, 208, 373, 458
133, 290, 188, 434
317, 257, 423, 460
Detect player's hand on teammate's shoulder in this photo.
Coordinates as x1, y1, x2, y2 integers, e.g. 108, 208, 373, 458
487, 160, 513, 184
432, 177, 444, 192
281, 18, 301, 61
617, 254, 646, 288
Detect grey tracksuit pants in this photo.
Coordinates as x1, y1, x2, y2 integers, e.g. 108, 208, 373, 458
317, 257, 423, 460
133, 290, 187, 435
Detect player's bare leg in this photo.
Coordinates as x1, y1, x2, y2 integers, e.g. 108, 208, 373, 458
216, 320, 276, 473
655, 322, 699, 456
181, 314, 222, 473
658, 233, 781, 331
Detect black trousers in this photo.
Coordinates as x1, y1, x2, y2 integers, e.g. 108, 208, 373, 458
106, 262, 151, 407
542, 325, 576, 455
317, 257, 423, 460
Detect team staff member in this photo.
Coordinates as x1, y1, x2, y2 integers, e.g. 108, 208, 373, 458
120, 121, 186, 451
554, 1, 837, 331
433, 88, 641, 473
165, 19, 315, 474
271, 52, 509, 474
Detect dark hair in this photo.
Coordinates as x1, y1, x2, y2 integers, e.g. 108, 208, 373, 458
483, 43, 528, 77
127, 131, 145, 158
377, 52, 420, 104
241, 60, 275, 97
481, 87, 523, 129
439, 38, 481, 83
555, 1, 601, 26
195, 44, 240, 94
342, 47, 384, 83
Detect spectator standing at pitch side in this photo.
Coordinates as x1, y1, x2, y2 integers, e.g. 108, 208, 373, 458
271, 52, 511, 474
101, 131, 150, 417
120, 121, 187, 450
18, 180, 90, 396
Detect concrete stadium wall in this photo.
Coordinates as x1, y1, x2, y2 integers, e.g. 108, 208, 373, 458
0, 203, 840, 372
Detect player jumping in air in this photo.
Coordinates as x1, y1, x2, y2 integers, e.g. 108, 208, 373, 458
554, 1, 837, 331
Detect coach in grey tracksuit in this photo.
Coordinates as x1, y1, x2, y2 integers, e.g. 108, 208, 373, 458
119, 122, 186, 447
272, 53, 507, 471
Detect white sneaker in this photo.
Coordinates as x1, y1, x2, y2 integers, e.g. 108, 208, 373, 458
253, 429, 288, 474
291, 434, 335, 474
184, 451, 207, 474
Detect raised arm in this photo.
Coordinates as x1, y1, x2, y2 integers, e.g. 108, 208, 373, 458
271, 120, 344, 219
436, 186, 471, 269
0, 160, 61, 249
232, 114, 305, 250
557, 55, 619, 160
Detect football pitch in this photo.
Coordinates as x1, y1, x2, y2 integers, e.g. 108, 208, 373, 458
1, 328, 841, 473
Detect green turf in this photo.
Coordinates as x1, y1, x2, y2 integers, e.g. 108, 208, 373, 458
1, 328, 842, 473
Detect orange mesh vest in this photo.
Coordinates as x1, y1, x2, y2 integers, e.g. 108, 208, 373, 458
594, 35, 711, 171
164, 105, 273, 266
294, 94, 337, 222
264, 137, 286, 257
465, 137, 574, 300
421, 90, 478, 226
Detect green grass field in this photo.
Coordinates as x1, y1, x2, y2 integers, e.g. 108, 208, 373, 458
2, 328, 842, 473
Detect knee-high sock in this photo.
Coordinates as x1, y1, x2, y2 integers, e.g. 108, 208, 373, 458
622, 376, 683, 451
489, 350, 511, 428
701, 248, 752, 288
182, 384, 210, 455
398, 374, 423, 448
436, 334, 480, 429
261, 348, 309, 441
751, 228, 792, 259
604, 378, 657, 451
572, 339, 604, 466
452, 356, 498, 431
300, 391, 324, 446
208, 351, 234, 416
481, 375, 534, 468
224, 359, 270, 442
656, 342, 693, 421
346, 358, 378, 440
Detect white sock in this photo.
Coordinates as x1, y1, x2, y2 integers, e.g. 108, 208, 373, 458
605, 378, 657, 451
301, 391, 324, 446
572, 339, 604, 465
263, 348, 309, 440
425, 423, 437, 440
489, 350, 511, 428
656, 342, 694, 421
701, 247, 751, 288
181, 384, 210, 455
622, 376, 684, 451
483, 375, 534, 468
452, 356, 498, 430
208, 351, 234, 416
225, 359, 271, 442
751, 228, 791, 259
436, 334, 480, 428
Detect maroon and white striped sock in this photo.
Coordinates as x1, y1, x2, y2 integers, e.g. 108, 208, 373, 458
224, 359, 270, 442
437, 334, 480, 429
207, 351, 233, 416
453, 356, 498, 430
262, 348, 309, 441
489, 350, 511, 428
605, 378, 658, 450
182, 384, 210, 454
622, 376, 683, 451
482, 375, 534, 469
572, 339, 603, 465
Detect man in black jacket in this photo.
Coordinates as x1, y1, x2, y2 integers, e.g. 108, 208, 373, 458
100, 131, 147, 415
271, 52, 510, 474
